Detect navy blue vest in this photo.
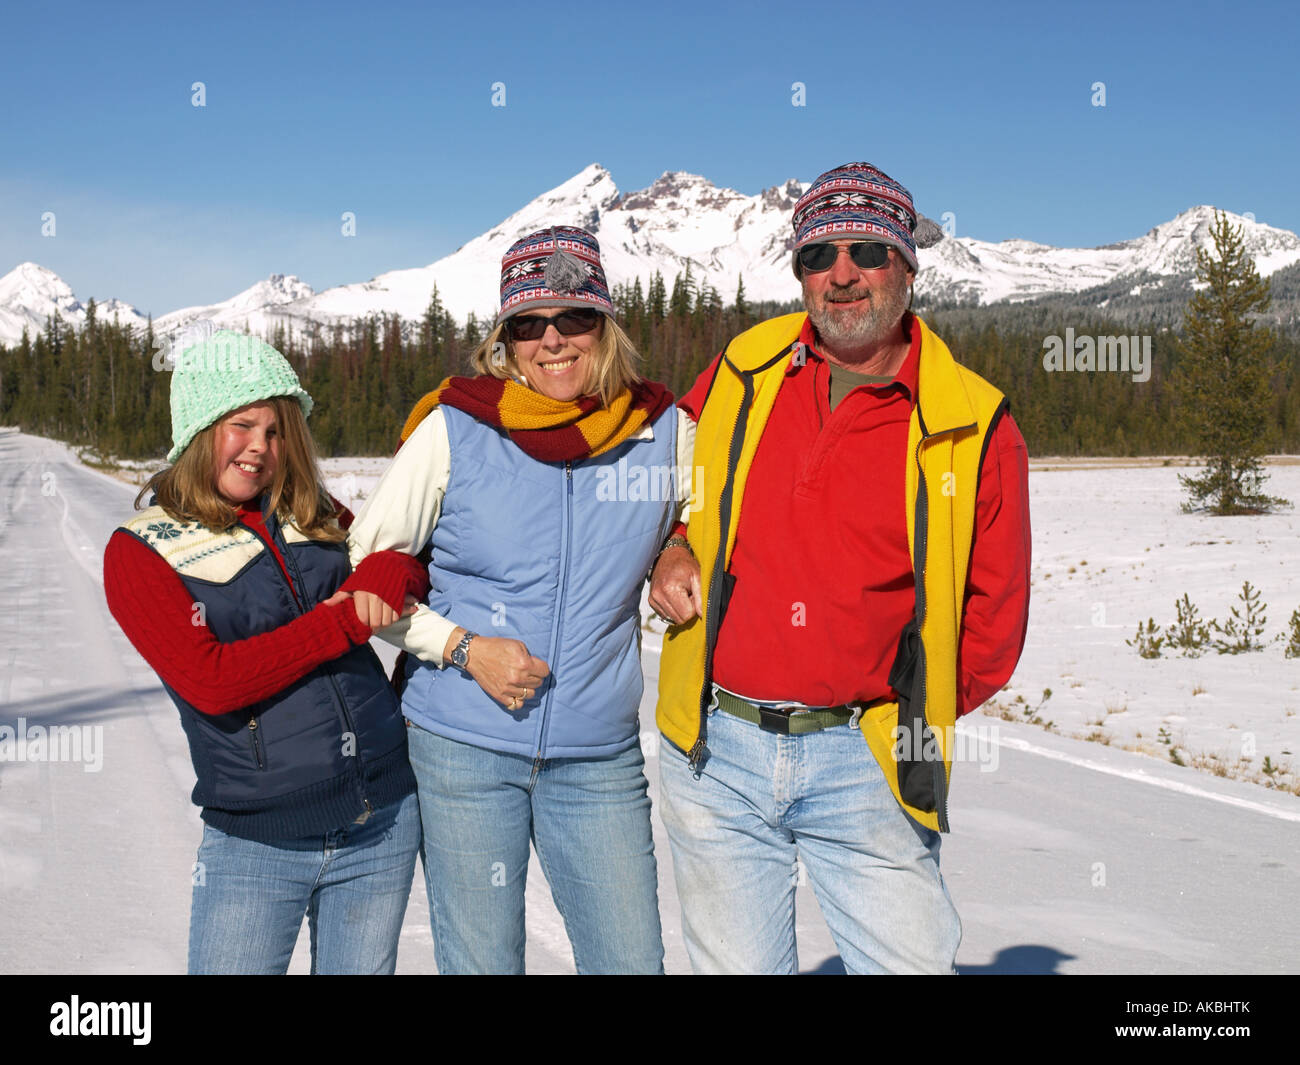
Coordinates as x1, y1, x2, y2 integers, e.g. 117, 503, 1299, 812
119, 497, 414, 841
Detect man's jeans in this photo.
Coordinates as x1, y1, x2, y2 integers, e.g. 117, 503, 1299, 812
658, 696, 961, 974
406, 722, 664, 974
188, 791, 421, 974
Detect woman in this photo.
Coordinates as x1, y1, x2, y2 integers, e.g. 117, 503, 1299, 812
348, 227, 693, 973
103, 331, 426, 974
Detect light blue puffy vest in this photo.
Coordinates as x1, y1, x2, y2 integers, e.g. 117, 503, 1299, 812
401, 404, 679, 758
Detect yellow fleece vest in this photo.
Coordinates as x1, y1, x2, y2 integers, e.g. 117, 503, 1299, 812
656, 312, 1008, 831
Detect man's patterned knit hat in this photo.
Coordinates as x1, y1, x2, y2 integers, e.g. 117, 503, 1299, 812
495, 225, 613, 326
167, 330, 313, 462
791, 161, 943, 277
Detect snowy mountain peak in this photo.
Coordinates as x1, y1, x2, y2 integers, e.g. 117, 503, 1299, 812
1117, 205, 1300, 278
915, 203, 1300, 306
0, 263, 147, 345
761, 178, 806, 212
617, 171, 747, 213
152, 274, 318, 337
6, 168, 1300, 347
0, 262, 77, 306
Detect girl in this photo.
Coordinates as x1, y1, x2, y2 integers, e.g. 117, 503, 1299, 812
104, 330, 425, 974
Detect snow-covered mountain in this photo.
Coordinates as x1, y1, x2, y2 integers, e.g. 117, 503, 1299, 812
4, 165, 1299, 347
0, 262, 148, 345
224, 164, 807, 337
152, 274, 316, 337
916, 205, 1300, 305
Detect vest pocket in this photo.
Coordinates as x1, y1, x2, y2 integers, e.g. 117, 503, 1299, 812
248, 714, 267, 770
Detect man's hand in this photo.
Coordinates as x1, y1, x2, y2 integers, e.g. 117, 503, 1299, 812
649, 545, 702, 626
442, 628, 550, 711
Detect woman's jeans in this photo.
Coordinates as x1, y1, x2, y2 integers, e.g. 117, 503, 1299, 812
187, 791, 421, 974
406, 722, 664, 974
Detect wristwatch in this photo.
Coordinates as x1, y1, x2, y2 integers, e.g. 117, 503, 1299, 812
660, 535, 692, 556
449, 631, 477, 671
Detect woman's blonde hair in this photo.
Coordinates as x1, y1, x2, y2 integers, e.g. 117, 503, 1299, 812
135, 395, 345, 542
471, 312, 643, 407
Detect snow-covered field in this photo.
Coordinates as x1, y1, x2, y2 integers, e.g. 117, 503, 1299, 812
2, 429, 1298, 974
1005, 458, 1300, 795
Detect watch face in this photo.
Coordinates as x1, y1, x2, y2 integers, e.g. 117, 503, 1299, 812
452, 635, 473, 668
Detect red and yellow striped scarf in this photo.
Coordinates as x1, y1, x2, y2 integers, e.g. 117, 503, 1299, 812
398, 375, 674, 461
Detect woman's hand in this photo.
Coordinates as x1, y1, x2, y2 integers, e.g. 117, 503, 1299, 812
648, 545, 702, 625
444, 629, 550, 711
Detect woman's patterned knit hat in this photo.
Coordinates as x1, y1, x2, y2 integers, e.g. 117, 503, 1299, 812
167, 330, 313, 462
790, 161, 943, 277
494, 225, 613, 326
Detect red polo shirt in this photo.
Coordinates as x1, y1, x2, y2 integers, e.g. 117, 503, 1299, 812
677, 315, 1030, 715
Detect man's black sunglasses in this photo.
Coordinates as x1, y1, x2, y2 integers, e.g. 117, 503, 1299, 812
796, 241, 892, 274
505, 308, 602, 342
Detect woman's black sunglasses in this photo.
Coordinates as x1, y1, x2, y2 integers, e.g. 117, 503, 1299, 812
505, 308, 602, 342
797, 241, 892, 274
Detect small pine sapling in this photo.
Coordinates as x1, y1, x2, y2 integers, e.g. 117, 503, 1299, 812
1210, 581, 1268, 654
1166, 593, 1210, 657
1284, 607, 1300, 659
1127, 617, 1165, 658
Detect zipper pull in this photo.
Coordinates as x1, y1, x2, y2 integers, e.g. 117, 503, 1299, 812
687, 738, 706, 776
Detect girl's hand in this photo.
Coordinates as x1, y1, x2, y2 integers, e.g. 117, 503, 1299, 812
323, 589, 353, 608
350, 590, 405, 630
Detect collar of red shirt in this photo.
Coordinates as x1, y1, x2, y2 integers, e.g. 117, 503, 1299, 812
792, 311, 921, 402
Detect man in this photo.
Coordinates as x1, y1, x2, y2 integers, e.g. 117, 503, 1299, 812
649, 161, 1030, 974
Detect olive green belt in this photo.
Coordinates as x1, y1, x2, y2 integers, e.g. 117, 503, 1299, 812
714, 689, 858, 735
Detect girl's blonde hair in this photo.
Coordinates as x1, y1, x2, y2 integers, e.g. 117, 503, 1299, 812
135, 395, 345, 542
471, 312, 643, 407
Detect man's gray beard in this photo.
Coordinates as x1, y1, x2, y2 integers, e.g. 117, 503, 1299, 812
804, 275, 910, 356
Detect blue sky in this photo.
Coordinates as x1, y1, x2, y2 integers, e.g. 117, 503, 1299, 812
2, 0, 1296, 314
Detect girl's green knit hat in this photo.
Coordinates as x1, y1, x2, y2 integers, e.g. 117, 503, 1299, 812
167, 330, 313, 462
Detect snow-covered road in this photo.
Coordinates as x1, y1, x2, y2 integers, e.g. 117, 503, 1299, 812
1, 429, 1296, 974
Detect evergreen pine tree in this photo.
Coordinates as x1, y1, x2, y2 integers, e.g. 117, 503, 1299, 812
647, 271, 667, 323
1174, 212, 1290, 513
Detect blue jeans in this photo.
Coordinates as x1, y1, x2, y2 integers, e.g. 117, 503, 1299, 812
188, 792, 421, 974
658, 696, 961, 974
406, 722, 663, 974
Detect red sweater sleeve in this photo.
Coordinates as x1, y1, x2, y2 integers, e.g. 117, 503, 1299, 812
956, 412, 1032, 715
678, 353, 723, 423
340, 550, 430, 611
103, 529, 374, 716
